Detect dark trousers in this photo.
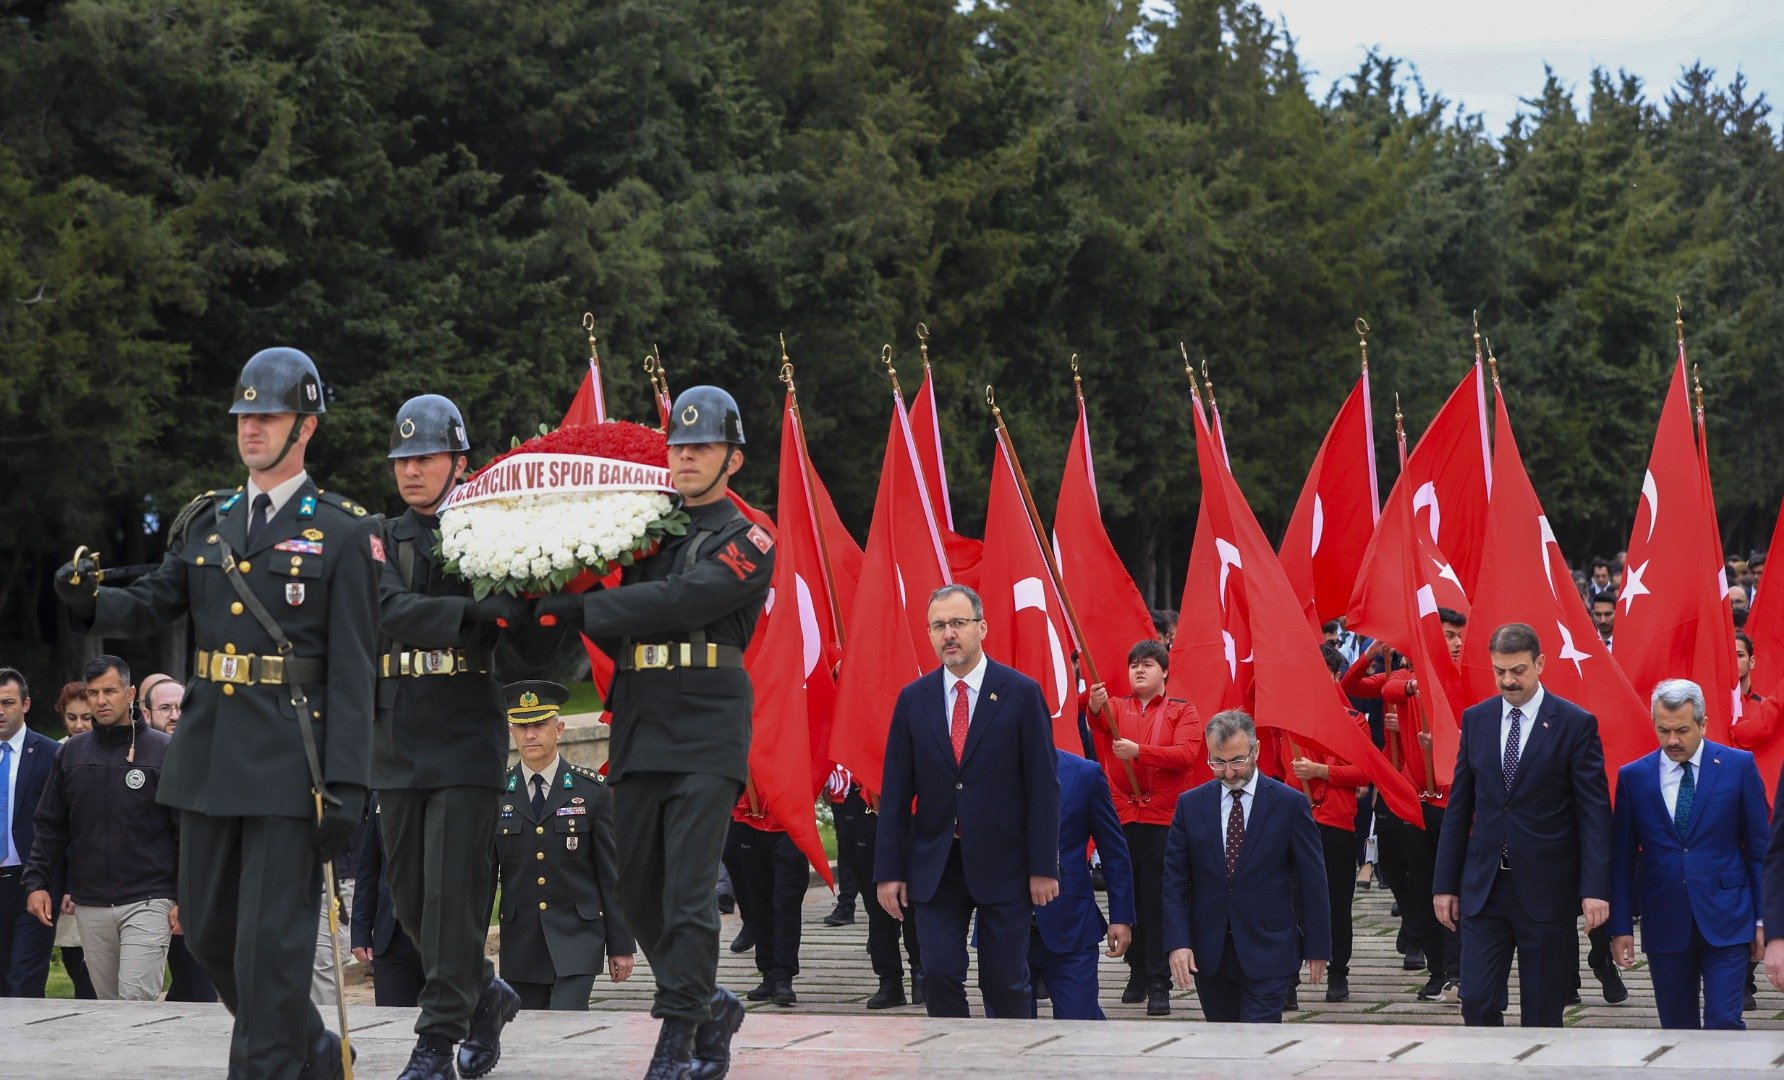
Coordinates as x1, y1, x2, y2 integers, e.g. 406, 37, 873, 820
1374, 805, 1414, 946
510, 972, 597, 1011
611, 771, 740, 1022
722, 821, 805, 979
1028, 928, 1103, 1020
840, 808, 920, 980
1122, 822, 1169, 990
1647, 921, 1749, 1030
60, 946, 96, 999
1459, 869, 1575, 1027
912, 840, 1031, 1019
166, 931, 218, 1002
1195, 931, 1292, 1022
380, 786, 498, 1041
1399, 803, 1460, 978
1318, 823, 1356, 979
832, 791, 866, 912
0, 874, 53, 996
371, 926, 426, 1008
180, 812, 325, 1080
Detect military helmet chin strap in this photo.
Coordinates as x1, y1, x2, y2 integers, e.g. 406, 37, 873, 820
265, 413, 308, 472
683, 445, 739, 504
422, 459, 465, 515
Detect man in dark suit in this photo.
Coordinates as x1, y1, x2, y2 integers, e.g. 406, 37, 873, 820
1162, 709, 1330, 1022
875, 584, 1061, 1020
1434, 622, 1612, 1028
0, 668, 58, 997
1610, 678, 1768, 1029
351, 793, 425, 1007
1029, 747, 1134, 1019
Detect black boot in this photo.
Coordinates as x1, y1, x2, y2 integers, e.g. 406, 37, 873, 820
771, 974, 797, 1006
744, 976, 776, 1002
686, 988, 745, 1080
910, 969, 926, 1007
645, 1018, 699, 1080
1146, 987, 1171, 1016
305, 1030, 357, 1080
865, 977, 906, 1009
1324, 975, 1350, 1003
1120, 972, 1147, 1004
456, 976, 521, 1079
398, 1034, 458, 1080
729, 926, 755, 954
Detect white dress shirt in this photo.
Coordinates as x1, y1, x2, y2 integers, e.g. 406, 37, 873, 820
1500, 685, 1546, 762
1217, 768, 1260, 833
942, 653, 989, 731
1659, 741, 1705, 819
521, 755, 563, 804
244, 469, 311, 520
1, 725, 26, 867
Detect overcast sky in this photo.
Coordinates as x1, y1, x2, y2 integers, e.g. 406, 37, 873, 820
1257, 0, 1784, 134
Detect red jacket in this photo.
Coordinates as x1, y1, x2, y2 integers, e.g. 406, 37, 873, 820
1342, 655, 1447, 810
1275, 712, 1369, 829
1088, 692, 1201, 826
1730, 690, 1782, 752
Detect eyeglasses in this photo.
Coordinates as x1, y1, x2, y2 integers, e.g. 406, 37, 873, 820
149, 703, 181, 716
1207, 754, 1253, 770
927, 618, 979, 634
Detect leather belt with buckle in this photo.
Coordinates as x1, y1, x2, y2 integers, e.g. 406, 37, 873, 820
195, 650, 326, 686
621, 642, 745, 671
380, 649, 493, 678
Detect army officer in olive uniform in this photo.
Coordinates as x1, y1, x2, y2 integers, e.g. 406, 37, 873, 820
495, 681, 634, 1010
55, 347, 377, 1080
377, 394, 529, 1080
535, 385, 772, 1080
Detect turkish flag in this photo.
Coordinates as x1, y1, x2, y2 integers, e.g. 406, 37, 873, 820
559, 359, 608, 427
828, 393, 952, 798
979, 434, 1081, 752
1169, 402, 1426, 826
1399, 364, 1494, 596
1463, 384, 1652, 795
1612, 354, 1738, 740
1345, 443, 1469, 786
1281, 370, 1380, 626
1054, 396, 1157, 699
1745, 497, 1784, 700
908, 366, 983, 589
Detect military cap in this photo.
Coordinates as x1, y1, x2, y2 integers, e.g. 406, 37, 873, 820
388, 393, 470, 458
666, 385, 745, 446
231, 347, 326, 415
504, 680, 570, 725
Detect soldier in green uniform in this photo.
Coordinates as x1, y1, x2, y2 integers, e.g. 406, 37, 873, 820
494, 681, 635, 1009
535, 385, 772, 1080
54, 347, 377, 1080
376, 394, 529, 1080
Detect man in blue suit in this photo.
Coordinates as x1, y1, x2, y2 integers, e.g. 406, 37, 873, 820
1162, 709, 1330, 1022
1029, 748, 1134, 1020
0, 668, 59, 997
1434, 622, 1612, 1028
876, 584, 1061, 1020
1611, 679, 1768, 1029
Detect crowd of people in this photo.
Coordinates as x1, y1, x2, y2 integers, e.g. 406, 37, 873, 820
5, 343, 1784, 1080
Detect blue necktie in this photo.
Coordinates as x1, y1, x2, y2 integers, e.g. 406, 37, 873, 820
1674, 761, 1695, 837
1502, 707, 1523, 791
0, 741, 11, 862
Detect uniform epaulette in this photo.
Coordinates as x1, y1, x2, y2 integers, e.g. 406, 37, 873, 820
568, 762, 605, 784
313, 490, 372, 519
167, 488, 227, 545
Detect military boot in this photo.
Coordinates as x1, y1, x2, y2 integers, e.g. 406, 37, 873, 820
686, 987, 746, 1080
305, 1030, 356, 1080
456, 977, 521, 1079
645, 1018, 699, 1080
398, 1034, 457, 1080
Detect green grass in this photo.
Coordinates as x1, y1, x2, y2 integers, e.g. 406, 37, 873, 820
46, 949, 74, 999
563, 684, 604, 715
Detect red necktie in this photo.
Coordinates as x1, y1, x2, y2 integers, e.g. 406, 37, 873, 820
951, 681, 970, 765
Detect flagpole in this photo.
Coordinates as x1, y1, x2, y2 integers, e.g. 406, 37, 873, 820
779, 339, 847, 648
644, 345, 671, 430
986, 383, 1145, 802
581, 312, 607, 424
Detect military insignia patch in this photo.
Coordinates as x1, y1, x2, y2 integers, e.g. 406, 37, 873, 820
746, 524, 774, 553
303, 528, 324, 541
554, 806, 587, 816
570, 796, 585, 806
274, 539, 324, 555
369, 535, 386, 563
124, 768, 146, 790
286, 583, 306, 606
566, 836, 579, 852
717, 541, 757, 581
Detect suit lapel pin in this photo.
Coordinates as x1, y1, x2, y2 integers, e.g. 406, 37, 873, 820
989, 692, 998, 702
1713, 757, 1722, 765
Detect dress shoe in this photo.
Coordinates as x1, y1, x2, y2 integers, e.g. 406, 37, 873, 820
305, 1030, 356, 1080
718, 892, 735, 915
1120, 975, 1147, 1004
822, 904, 855, 927
771, 975, 798, 1006
1592, 961, 1629, 1004
865, 978, 906, 1009
910, 970, 926, 1007
1416, 973, 1446, 1001
686, 987, 745, 1080
1402, 948, 1425, 971
456, 976, 520, 1079
745, 977, 776, 1002
398, 1034, 457, 1080
1146, 988, 1171, 1016
1033, 973, 1049, 1000
645, 1018, 699, 1080
1391, 901, 1403, 920
729, 926, 755, 953
1324, 976, 1350, 1003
